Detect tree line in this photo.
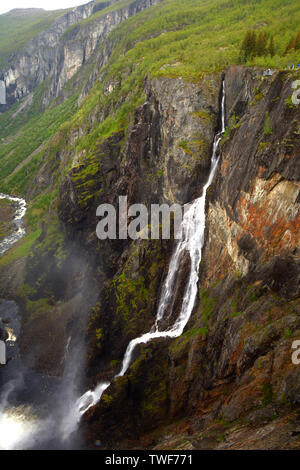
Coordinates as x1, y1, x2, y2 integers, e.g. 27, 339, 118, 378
284, 31, 300, 55
240, 30, 300, 62
240, 31, 275, 61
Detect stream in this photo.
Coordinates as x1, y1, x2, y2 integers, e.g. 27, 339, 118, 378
0, 193, 27, 256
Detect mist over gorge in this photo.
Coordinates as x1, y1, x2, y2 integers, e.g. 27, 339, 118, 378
0, 0, 299, 451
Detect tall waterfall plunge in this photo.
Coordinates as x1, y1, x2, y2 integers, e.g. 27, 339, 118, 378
72, 78, 226, 432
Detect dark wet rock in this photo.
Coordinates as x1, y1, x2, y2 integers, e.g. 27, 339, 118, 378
283, 370, 300, 405
0, 326, 8, 341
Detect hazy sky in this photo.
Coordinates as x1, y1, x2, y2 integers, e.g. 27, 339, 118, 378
0, 1, 90, 15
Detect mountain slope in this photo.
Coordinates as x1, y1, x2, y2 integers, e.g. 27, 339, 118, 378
0, 0, 299, 199
0, 8, 65, 70
0, 0, 299, 450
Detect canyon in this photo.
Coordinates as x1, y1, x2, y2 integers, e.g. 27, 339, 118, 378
0, 0, 299, 451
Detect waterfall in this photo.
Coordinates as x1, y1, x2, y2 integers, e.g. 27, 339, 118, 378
0, 193, 27, 256
75, 78, 226, 421
0, 80, 225, 448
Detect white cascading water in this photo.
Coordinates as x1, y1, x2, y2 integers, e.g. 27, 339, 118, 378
72, 79, 226, 426
0, 193, 27, 256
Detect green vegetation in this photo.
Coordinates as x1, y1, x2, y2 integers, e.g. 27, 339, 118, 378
192, 109, 213, 123
199, 288, 215, 328
0, 93, 78, 194
128, 349, 169, 420
25, 297, 51, 318
62, 0, 134, 37
178, 134, 209, 163
247, 284, 264, 302
258, 141, 270, 152
96, 328, 103, 349
110, 272, 149, 327
230, 310, 243, 318
229, 298, 243, 318
240, 27, 300, 61
26, 189, 58, 231
240, 30, 275, 61
105, 0, 300, 80
170, 289, 214, 354
110, 359, 119, 367
0, 228, 41, 267
263, 111, 273, 135
216, 432, 226, 443
61, 0, 299, 193
1, 0, 299, 201
0, 0, 299, 273
222, 113, 241, 141
249, 89, 264, 106
179, 326, 209, 344
261, 382, 275, 406
284, 30, 300, 55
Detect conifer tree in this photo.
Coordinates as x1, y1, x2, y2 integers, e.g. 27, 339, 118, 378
268, 36, 275, 57
240, 30, 253, 61
256, 31, 267, 56
295, 31, 300, 51
249, 30, 257, 58
285, 37, 296, 55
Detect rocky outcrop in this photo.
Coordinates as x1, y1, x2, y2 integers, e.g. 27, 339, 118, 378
6, 69, 220, 378
79, 67, 300, 449
203, 66, 300, 287
55, 74, 220, 376
153, 67, 300, 450
0, 0, 161, 110
58, 74, 220, 223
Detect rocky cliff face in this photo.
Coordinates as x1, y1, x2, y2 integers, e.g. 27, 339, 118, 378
75, 67, 300, 450
163, 66, 300, 450
56, 73, 220, 374
205, 67, 299, 287
0, 0, 161, 110
0, 3, 299, 449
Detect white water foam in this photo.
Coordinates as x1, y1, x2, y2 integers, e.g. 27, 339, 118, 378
0, 193, 27, 256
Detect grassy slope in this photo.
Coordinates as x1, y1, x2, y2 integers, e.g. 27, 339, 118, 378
0, 92, 78, 193
0, 0, 299, 260
0, 8, 64, 70
70, 0, 300, 158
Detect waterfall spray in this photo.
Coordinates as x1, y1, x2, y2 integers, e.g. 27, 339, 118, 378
74, 78, 226, 423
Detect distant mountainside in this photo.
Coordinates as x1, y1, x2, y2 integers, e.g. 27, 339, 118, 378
0, 7, 64, 70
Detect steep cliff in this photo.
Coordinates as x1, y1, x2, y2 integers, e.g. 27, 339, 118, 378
78, 67, 300, 450
0, 0, 299, 451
